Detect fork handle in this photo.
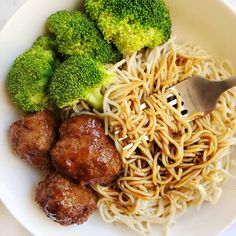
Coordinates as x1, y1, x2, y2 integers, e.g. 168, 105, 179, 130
221, 76, 236, 91
209, 76, 236, 100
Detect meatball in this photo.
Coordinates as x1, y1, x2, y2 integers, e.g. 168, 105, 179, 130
35, 172, 97, 225
59, 114, 106, 138
51, 115, 122, 185
10, 111, 56, 169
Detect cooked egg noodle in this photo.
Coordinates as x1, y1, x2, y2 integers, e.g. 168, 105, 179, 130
63, 38, 236, 234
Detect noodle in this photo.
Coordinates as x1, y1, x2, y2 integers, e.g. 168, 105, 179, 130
67, 38, 236, 234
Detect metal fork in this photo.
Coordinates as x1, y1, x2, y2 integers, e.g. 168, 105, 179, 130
167, 76, 236, 117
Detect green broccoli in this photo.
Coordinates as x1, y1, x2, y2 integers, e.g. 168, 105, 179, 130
33, 35, 63, 67
49, 55, 114, 111
33, 35, 56, 52
85, 0, 172, 54
47, 10, 121, 64
7, 44, 55, 112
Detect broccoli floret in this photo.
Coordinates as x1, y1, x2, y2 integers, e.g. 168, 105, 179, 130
33, 35, 63, 68
49, 55, 114, 111
85, 0, 172, 54
33, 35, 56, 52
7, 45, 55, 112
47, 10, 121, 64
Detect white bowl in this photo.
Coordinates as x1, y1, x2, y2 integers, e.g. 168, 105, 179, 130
0, 0, 236, 235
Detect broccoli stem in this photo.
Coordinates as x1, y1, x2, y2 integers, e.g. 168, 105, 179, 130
86, 87, 104, 111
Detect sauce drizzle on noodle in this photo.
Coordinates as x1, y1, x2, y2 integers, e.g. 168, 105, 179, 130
66, 38, 236, 234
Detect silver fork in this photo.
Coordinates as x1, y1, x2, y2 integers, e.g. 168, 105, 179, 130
167, 76, 236, 117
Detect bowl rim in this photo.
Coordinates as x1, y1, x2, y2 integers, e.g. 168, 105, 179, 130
1, 0, 236, 236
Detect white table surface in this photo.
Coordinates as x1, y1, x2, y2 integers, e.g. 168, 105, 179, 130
1, 0, 236, 235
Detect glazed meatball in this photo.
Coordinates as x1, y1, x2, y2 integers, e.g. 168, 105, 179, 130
51, 115, 122, 185
35, 172, 97, 225
59, 114, 106, 138
10, 111, 56, 169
